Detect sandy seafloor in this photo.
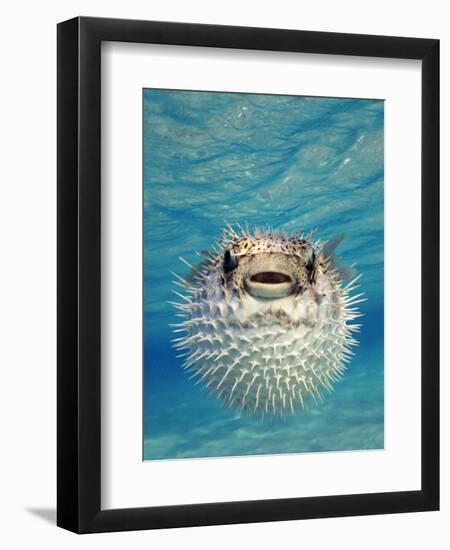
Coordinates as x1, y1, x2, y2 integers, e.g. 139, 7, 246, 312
143, 89, 384, 460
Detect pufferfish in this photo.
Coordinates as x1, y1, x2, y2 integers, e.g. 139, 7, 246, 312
171, 225, 364, 418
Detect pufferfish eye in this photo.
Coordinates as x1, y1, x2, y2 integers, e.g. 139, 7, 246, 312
223, 248, 238, 274
305, 249, 315, 271
304, 248, 316, 282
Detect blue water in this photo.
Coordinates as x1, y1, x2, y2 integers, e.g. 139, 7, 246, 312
143, 89, 384, 460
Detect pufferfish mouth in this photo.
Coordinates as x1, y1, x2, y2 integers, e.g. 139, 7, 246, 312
245, 271, 296, 299
250, 272, 292, 284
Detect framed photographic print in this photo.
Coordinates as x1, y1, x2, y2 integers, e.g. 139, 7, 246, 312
57, 17, 439, 533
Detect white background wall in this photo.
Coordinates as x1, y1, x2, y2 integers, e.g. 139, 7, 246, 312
0, 0, 447, 547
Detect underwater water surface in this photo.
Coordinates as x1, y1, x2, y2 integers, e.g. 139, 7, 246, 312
143, 89, 384, 460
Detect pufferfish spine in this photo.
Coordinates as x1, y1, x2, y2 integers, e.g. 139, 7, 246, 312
170, 225, 365, 418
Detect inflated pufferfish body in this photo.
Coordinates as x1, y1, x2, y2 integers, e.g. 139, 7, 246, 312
171, 226, 364, 418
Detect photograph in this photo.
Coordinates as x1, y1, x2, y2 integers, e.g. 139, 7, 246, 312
143, 89, 385, 460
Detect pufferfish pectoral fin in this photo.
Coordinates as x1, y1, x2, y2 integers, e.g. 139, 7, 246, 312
322, 233, 345, 257
321, 233, 357, 283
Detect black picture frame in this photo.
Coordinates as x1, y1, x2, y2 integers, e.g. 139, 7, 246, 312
57, 16, 439, 533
